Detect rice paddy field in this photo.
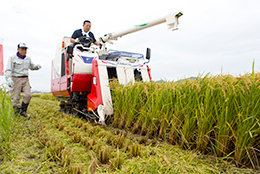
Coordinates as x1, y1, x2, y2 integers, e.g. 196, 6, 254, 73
1, 72, 260, 173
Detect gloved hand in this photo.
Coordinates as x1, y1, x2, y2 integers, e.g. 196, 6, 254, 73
7, 80, 14, 87
36, 64, 42, 70
75, 38, 79, 43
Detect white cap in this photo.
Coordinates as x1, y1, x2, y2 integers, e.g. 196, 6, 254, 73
18, 43, 28, 49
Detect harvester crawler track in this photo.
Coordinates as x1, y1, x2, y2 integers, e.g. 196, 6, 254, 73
59, 101, 99, 121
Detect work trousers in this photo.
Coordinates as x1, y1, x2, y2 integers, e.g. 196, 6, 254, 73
9, 76, 31, 107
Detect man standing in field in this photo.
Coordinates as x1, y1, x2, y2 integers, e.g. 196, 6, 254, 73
5, 43, 41, 117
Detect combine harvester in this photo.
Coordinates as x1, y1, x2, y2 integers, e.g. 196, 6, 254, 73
51, 11, 183, 125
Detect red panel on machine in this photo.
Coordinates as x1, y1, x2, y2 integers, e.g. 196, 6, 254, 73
51, 78, 61, 97
87, 59, 102, 111
71, 73, 92, 92
60, 76, 70, 97
0, 42, 3, 76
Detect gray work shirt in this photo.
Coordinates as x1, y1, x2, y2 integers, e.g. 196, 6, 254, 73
5, 54, 39, 82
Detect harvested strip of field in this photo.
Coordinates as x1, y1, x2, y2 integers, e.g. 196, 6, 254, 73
0, 96, 256, 173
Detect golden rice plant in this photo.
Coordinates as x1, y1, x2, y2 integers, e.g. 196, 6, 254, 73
81, 137, 90, 148
45, 140, 65, 162
123, 139, 131, 153
88, 157, 97, 174
75, 120, 83, 128
110, 68, 260, 168
98, 146, 110, 164
61, 148, 73, 168
57, 123, 65, 131
67, 164, 83, 174
0, 86, 18, 161
214, 75, 238, 157
113, 134, 125, 149
130, 143, 142, 157
71, 134, 82, 143
110, 81, 145, 129
37, 133, 51, 148
232, 73, 260, 167
82, 123, 89, 132
110, 149, 124, 170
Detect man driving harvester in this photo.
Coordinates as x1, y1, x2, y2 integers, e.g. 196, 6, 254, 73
70, 20, 99, 47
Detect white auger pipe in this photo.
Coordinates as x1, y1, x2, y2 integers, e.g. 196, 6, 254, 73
100, 11, 183, 43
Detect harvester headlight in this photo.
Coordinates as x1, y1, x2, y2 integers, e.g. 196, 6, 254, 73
93, 77, 97, 85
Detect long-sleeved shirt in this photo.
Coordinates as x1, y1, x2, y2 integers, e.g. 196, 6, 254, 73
5, 54, 39, 82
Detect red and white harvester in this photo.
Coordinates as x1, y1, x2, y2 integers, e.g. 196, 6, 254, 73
51, 11, 183, 124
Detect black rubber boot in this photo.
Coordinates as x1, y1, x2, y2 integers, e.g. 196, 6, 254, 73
13, 106, 21, 116
21, 102, 30, 117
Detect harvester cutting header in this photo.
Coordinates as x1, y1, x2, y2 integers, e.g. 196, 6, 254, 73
51, 11, 183, 125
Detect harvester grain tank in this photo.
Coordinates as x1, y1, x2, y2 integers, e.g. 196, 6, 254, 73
51, 11, 183, 125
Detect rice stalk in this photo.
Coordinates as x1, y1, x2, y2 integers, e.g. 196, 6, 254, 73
0, 85, 18, 161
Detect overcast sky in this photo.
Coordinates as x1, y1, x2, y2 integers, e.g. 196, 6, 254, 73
0, 0, 260, 91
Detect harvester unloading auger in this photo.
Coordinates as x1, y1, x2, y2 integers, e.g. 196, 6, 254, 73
51, 11, 183, 125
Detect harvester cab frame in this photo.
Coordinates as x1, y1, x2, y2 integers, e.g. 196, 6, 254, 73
51, 11, 183, 125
